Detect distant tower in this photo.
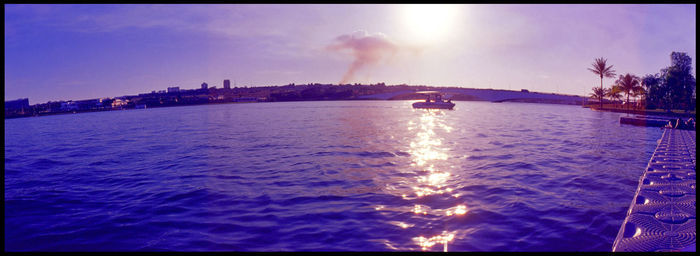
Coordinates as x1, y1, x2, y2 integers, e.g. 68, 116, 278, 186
223, 79, 231, 89
201, 82, 208, 90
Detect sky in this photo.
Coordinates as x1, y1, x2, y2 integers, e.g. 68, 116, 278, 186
4, 4, 697, 104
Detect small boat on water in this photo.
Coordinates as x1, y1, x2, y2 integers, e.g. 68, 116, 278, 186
412, 91, 455, 110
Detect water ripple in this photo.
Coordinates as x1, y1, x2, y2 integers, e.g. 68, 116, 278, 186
4, 101, 664, 251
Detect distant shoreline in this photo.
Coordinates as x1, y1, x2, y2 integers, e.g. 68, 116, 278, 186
7, 99, 696, 120
5, 84, 588, 119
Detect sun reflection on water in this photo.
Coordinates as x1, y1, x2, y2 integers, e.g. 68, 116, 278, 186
445, 205, 468, 216
409, 113, 450, 167
408, 111, 455, 199
414, 231, 457, 252
405, 109, 466, 251
374, 107, 468, 251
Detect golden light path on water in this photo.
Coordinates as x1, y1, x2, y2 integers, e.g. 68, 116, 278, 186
371, 102, 470, 251
405, 106, 466, 252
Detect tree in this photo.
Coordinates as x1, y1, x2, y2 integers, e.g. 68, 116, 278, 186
631, 86, 646, 109
588, 57, 616, 109
590, 87, 606, 105
615, 73, 641, 110
660, 52, 696, 111
642, 74, 662, 109
643, 52, 696, 111
606, 85, 623, 105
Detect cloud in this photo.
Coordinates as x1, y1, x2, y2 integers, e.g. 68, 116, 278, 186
327, 30, 398, 84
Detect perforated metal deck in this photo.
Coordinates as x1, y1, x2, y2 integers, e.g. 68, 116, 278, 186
612, 129, 696, 252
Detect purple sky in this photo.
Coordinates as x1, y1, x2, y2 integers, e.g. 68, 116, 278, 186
4, 4, 696, 104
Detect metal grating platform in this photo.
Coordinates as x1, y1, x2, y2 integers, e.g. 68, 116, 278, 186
612, 129, 696, 252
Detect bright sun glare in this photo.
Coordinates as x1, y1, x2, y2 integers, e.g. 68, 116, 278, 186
400, 4, 460, 46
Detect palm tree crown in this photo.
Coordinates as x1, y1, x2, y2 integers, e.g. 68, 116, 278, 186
588, 58, 616, 80
607, 85, 623, 103
632, 86, 646, 102
588, 57, 616, 108
590, 87, 606, 103
615, 73, 641, 109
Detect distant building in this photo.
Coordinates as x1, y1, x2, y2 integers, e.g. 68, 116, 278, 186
112, 98, 128, 109
75, 98, 101, 111
224, 79, 231, 89
5, 98, 29, 113
234, 97, 258, 102
201, 82, 208, 90
167, 87, 180, 93
60, 101, 78, 111
97, 98, 113, 110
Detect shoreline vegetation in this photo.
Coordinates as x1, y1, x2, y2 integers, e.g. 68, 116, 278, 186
587, 52, 696, 119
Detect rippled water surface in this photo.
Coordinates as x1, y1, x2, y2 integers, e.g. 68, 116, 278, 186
5, 101, 664, 251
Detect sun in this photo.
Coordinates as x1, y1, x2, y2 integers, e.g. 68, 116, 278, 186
399, 4, 460, 46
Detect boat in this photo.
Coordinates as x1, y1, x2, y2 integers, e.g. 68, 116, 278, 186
412, 91, 455, 110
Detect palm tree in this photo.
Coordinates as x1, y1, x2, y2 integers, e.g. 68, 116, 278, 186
588, 57, 616, 108
607, 85, 623, 106
590, 87, 606, 106
615, 73, 641, 110
632, 86, 646, 110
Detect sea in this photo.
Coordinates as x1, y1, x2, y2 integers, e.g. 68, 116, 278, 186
4, 100, 664, 251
